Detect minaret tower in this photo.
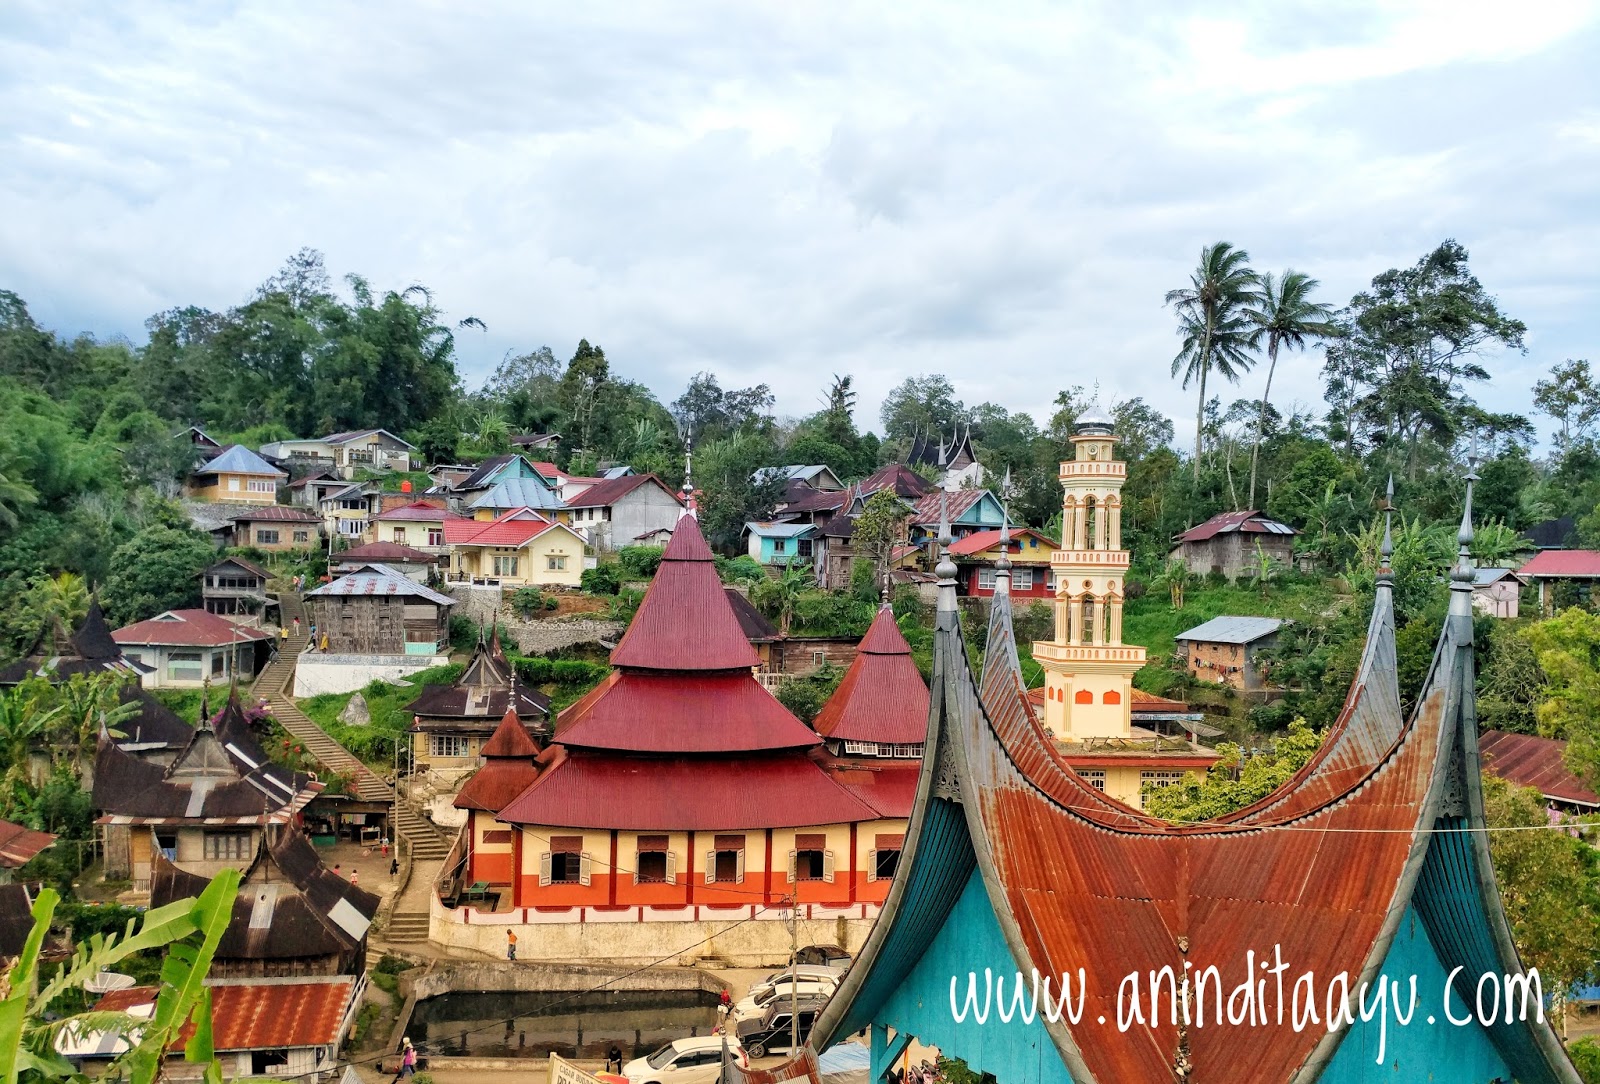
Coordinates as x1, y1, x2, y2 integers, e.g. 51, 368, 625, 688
1032, 411, 1145, 740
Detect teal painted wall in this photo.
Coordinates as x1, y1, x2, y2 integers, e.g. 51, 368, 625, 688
875, 868, 1076, 1084
1320, 904, 1511, 1083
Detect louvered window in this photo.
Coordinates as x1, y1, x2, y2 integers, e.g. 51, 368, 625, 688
706, 834, 746, 884
541, 836, 589, 885
634, 834, 675, 884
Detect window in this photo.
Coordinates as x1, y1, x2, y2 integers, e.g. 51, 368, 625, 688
789, 834, 833, 882
227, 477, 241, 491
211, 652, 224, 676
773, 539, 787, 554
869, 833, 904, 882
1013, 568, 1034, 590
706, 834, 746, 884
977, 568, 997, 591
1077, 769, 1106, 791
429, 734, 472, 758
204, 831, 252, 861
797, 539, 813, 558
339, 519, 364, 536
250, 1051, 290, 1075
634, 835, 676, 884
547, 555, 567, 571
492, 555, 520, 577
541, 836, 590, 885
255, 530, 280, 544
891, 743, 923, 758
427, 528, 444, 547
1074, 689, 1093, 704
1141, 771, 1187, 789
293, 530, 309, 543
247, 479, 276, 493
392, 527, 407, 543
843, 740, 877, 756
168, 650, 203, 682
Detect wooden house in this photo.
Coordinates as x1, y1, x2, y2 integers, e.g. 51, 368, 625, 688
201, 557, 272, 617
318, 481, 381, 543
743, 521, 819, 566
149, 825, 379, 977
183, 445, 286, 505
226, 505, 321, 551
410, 635, 550, 784
1170, 508, 1297, 578
1472, 567, 1527, 618
111, 610, 271, 689
332, 542, 439, 583
302, 566, 454, 656
93, 699, 321, 890
1176, 614, 1288, 690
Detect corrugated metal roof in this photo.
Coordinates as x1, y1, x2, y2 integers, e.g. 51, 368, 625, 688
335, 541, 438, 563
820, 758, 920, 818
813, 607, 928, 745
496, 748, 876, 830
306, 565, 455, 606
375, 501, 451, 522
947, 527, 1056, 557
467, 476, 566, 512
1175, 508, 1297, 542
95, 976, 356, 1050
455, 713, 542, 812
1518, 548, 1600, 577
908, 489, 989, 526
563, 473, 681, 509
0, 819, 54, 868
1175, 614, 1287, 644
229, 504, 320, 523
195, 445, 286, 479
858, 464, 933, 500
610, 514, 760, 671
744, 521, 819, 539
555, 671, 820, 753
1481, 728, 1600, 807
113, 610, 274, 648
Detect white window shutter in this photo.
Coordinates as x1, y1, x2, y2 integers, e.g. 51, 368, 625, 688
736, 849, 745, 884
631, 862, 641, 886
579, 852, 592, 886
787, 849, 797, 883
866, 850, 878, 883
666, 851, 678, 885
705, 851, 716, 885
823, 850, 835, 884
539, 852, 551, 887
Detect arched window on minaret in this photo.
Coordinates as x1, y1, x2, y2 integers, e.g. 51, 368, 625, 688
1083, 496, 1098, 551
1104, 493, 1122, 552
1080, 592, 1096, 645
1063, 496, 1079, 551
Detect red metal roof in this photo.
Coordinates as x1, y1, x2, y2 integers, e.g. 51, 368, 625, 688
375, 501, 451, 522
556, 671, 820, 753
909, 488, 987, 526
455, 757, 541, 812
113, 610, 273, 648
858, 464, 933, 499
96, 977, 355, 1051
563, 473, 682, 509
1481, 728, 1600, 806
481, 708, 541, 757
610, 514, 760, 671
446, 509, 567, 547
1175, 508, 1296, 542
1517, 549, 1600, 577
817, 756, 920, 818
0, 818, 55, 868
495, 748, 876, 830
813, 607, 929, 745
947, 528, 1057, 557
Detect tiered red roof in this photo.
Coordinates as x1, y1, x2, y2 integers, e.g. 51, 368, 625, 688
609, 516, 759, 671
455, 709, 542, 812
813, 606, 929, 746
557, 671, 819, 752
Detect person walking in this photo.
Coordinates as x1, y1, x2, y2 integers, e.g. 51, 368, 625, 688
506, 928, 517, 961
390, 855, 400, 879
292, 616, 300, 636
392, 1038, 416, 1082
606, 1045, 623, 1074
349, 868, 359, 887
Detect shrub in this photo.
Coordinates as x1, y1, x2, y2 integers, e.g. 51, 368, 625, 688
775, 662, 845, 724
1569, 1037, 1600, 1082
715, 555, 765, 584
375, 953, 415, 975
511, 587, 547, 618
617, 545, 664, 578
581, 564, 622, 596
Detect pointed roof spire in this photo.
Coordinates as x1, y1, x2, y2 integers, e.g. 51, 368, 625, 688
813, 606, 927, 745
934, 445, 958, 610
1377, 474, 1395, 584
1450, 433, 1480, 602
681, 431, 696, 517
481, 708, 539, 758
995, 466, 1013, 579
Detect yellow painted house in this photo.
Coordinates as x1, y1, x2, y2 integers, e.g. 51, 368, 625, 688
445, 509, 586, 587
183, 445, 286, 504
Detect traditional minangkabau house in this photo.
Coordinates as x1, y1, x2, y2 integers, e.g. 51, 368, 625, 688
94, 698, 321, 891
409, 633, 550, 790
430, 513, 918, 963
149, 824, 379, 977
0, 600, 151, 687
780, 469, 1581, 1082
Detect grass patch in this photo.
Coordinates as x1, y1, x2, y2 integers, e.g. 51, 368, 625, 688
295, 663, 463, 766
150, 688, 205, 723
1124, 579, 1341, 665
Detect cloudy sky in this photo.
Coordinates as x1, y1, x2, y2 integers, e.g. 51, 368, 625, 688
2, 1, 1596, 445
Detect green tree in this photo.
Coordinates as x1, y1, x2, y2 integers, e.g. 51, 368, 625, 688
1533, 359, 1600, 453
1155, 558, 1193, 609
751, 561, 814, 636
879, 375, 965, 445
101, 525, 216, 626
0, 681, 62, 816
1525, 610, 1600, 787
1165, 242, 1260, 481
1477, 621, 1543, 734
1142, 717, 1324, 822
1245, 270, 1337, 508
851, 489, 909, 586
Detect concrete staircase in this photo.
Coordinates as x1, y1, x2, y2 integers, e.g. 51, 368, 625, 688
386, 912, 432, 944
253, 592, 450, 866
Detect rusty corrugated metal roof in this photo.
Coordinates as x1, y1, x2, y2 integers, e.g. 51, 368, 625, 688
1480, 728, 1600, 807
813, 606, 929, 746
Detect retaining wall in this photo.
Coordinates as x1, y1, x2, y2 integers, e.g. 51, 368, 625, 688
291, 654, 451, 696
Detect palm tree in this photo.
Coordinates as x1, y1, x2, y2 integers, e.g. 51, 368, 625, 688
1166, 242, 1261, 482
36, 572, 89, 632
1245, 270, 1338, 508
1156, 558, 1195, 609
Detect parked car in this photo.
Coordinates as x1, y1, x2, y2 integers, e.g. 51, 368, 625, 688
622, 1035, 746, 1084
735, 996, 830, 1059
793, 944, 852, 970
742, 972, 844, 1004
733, 977, 838, 1020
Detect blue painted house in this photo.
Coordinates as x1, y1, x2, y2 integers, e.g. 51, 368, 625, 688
798, 488, 1578, 1082
744, 521, 820, 566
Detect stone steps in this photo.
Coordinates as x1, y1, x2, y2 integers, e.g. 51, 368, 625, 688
387, 912, 432, 942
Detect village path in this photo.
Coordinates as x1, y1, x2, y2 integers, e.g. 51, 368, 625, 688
254, 590, 448, 943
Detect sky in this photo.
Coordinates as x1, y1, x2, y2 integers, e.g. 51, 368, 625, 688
2, 1, 1597, 448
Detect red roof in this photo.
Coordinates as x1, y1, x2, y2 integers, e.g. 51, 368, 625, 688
909, 488, 988, 526
113, 610, 273, 648
556, 671, 820, 753
819, 756, 920, 818
375, 501, 450, 522
336, 541, 438, 563
1517, 549, 1600, 577
859, 464, 933, 499
813, 608, 929, 746
229, 505, 320, 523
496, 748, 876, 830
947, 528, 1057, 557
445, 509, 567, 547
1175, 508, 1296, 542
455, 711, 543, 811
1480, 729, 1600, 806
96, 976, 355, 1051
563, 473, 683, 509
0, 818, 54, 868
481, 708, 540, 757
610, 514, 759, 671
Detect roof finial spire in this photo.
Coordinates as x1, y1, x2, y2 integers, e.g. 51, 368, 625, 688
199, 678, 211, 728
1449, 431, 1480, 613
1377, 474, 1394, 582
934, 443, 958, 609
994, 466, 1013, 584
681, 430, 696, 518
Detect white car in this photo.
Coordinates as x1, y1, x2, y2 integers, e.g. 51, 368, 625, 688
733, 978, 838, 1020
745, 965, 842, 1003
623, 1035, 747, 1084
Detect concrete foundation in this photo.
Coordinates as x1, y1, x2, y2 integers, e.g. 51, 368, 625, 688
292, 654, 451, 696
